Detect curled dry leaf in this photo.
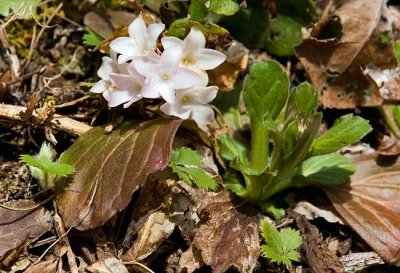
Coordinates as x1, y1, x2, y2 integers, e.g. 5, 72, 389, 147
296, 0, 400, 108
322, 154, 400, 265
87, 256, 128, 273
292, 201, 344, 224
295, 216, 345, 273
122, 212, 175, 262
179, 191, 260, 273
24, 259, 59, 273
208, 40, 249, 91
56, 119, 181, 230
0, 200, 52, 262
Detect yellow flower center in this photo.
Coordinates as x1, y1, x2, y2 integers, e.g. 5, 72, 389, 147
182, 95, 190, 103
162, 74, 169, 81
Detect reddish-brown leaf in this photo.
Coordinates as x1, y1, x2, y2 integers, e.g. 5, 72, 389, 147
322, 154, 400, 265
56, 119, 181, 230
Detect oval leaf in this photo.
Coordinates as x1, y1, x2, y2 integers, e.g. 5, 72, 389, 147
56, 119, 181, 230
322, 154, 400, 265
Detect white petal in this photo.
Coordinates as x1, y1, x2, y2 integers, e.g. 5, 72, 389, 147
97, 57, 116, 80
161, 36, 183, 49
160, 45, 183, 72
160, 102, 190, 119
109, 74, 142, 92
188, 86, 218, 104
91, 80, 110, 93
141, 80, 164, 99
184, 27, 205, 54
159, 84, 176, 103
133, 57, 161, 79
128, 16, 147, 50
171, 68, 200, 89
110, 37, 137, 61
147, 23, 165, 47
196, 48, 226, 70
108, 90, 140, 107
189, 104, 215, 125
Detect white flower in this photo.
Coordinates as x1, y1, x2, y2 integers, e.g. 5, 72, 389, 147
103, 65, 146, 108
161, 27, 226, 83
133, 45, 200, 103
110, 16, 165, 63
91, 50, 128, 94
160, 86, 218, 125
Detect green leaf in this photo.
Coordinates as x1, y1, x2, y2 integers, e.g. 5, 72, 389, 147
223, 170, 247, 197
260, 202, 285, 219
168, 18, 229, 39
20, 155, 44, 170
46, 162, 75, 177
311, 114, 372, 156
189, 0, 209, 21
169, 148, 218, 191
219, 133, 247, 162
83, 29, 104, 46
180, 166, 218, 190
260, 219, 302, 268
394, 41, 400, 66
243, 61, 289, 172
170, 147, 203, 166
286, 82, 317, 120
297, 153, 355, 185
0, 0, 39, 18
265, 16, 303, 57
210, 0, 240, 16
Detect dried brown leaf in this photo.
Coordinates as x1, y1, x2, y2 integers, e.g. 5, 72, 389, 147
295, 216, 345, 273
122, 212, 175, 262
180, 191, 260, 273
84, 11, 136, 39
208, 41, 249, 91
87, 256, 128, 273
296, 0, 400, 108
322, 154, 400, 265
56, 119, 181, 230
0, 200, 52, 262
24, 259, 59, 273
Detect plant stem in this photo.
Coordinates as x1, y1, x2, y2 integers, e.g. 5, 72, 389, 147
250, 121, 269, 172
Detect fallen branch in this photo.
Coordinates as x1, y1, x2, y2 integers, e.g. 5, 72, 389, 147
0, 103, 92, 136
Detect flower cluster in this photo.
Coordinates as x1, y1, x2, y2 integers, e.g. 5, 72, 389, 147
91, 16, 226, 125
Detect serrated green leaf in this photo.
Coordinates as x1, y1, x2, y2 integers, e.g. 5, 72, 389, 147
260, 219, 302, 268
210, 0, 240, 16
311, 114, 372, 156
171, 147, 203, 166
297, 153, 354, 185
265, 15, 303, 57
189, 0, 209, 21
243, 61, 289, 172
46, 162, 74, 177
183, 167, 218, 190
83, 29, 104, 46
20, 155, 44, 170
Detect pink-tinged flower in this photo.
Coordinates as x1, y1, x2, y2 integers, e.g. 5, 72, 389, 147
110, 16, 165, 63
160, 86, 218, 125
91, 50, 128, 94
161, 27, 226, 83
102, 66, 146, 108
133, 45, 200, 103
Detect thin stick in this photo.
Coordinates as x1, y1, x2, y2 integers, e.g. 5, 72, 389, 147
0, 104, 92, 136
54, 207, 78, 273
53, 95, 92, 109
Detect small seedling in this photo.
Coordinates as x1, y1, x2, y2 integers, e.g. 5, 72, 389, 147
260, 219, 302, 269
169, 147, 218, 190
20, 142, 74, 189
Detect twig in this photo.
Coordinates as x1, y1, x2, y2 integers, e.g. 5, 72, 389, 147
54, 206, 78, 273
0, 104, 92, 136
24, 3, 63, 69
310, 0, 334, 37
